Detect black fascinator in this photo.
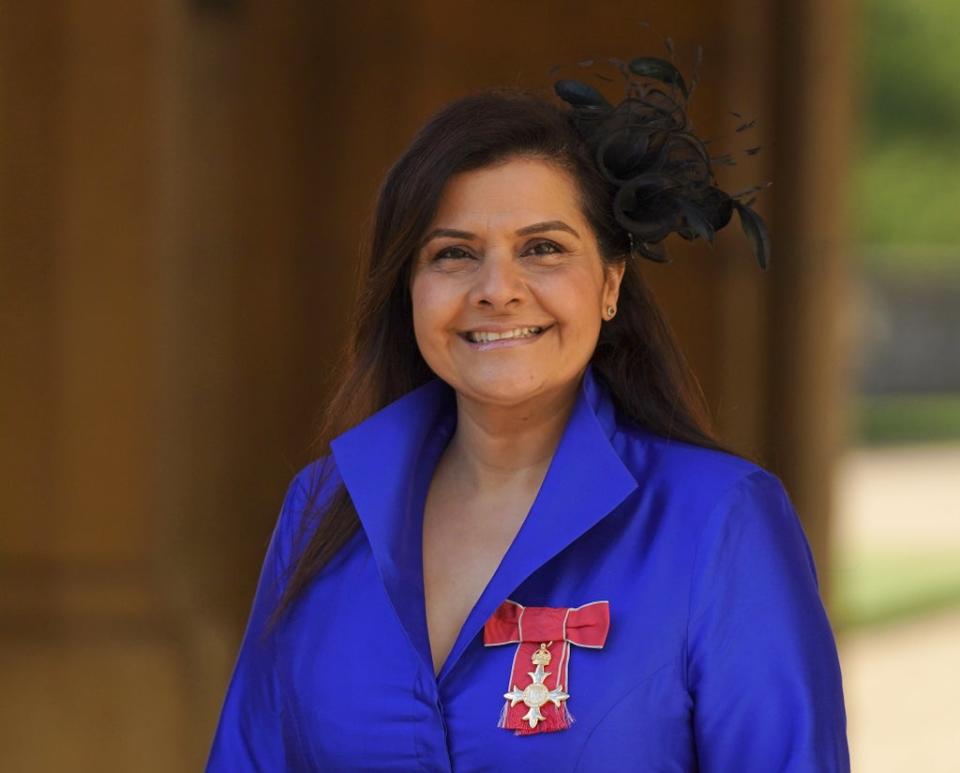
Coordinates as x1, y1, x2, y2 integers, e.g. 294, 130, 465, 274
553, 54, 770, 269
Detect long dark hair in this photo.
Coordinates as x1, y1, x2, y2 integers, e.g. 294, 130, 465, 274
271, 88, 745, 624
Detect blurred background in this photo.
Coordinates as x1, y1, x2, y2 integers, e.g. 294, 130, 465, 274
0, 1, 956, 770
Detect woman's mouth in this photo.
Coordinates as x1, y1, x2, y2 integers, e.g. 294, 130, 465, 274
458, 325, 554, 351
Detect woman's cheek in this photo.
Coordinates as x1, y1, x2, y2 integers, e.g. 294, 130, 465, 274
411, 283, 460, 364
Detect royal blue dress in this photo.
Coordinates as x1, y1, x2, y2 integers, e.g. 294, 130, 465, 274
207, 363, 850, 771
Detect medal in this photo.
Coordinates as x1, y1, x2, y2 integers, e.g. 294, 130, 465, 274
484, 599, 610, 735
503, 642, 571, 729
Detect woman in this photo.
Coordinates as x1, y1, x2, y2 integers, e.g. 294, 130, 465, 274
208, 61, 849, 771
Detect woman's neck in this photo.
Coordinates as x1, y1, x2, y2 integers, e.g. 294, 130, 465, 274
444, 377, 579, 496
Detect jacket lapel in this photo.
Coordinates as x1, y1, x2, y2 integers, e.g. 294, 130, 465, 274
329, 364, 640, 682
329, 378, 456, 674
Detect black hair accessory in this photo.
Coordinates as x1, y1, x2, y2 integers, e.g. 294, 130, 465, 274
552, 53, 770, 270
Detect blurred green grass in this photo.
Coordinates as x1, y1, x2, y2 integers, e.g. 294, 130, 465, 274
854, 393, 960, 445
833, 549, 960, 630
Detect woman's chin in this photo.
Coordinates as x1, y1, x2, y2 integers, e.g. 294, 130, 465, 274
454, 367, 555, 408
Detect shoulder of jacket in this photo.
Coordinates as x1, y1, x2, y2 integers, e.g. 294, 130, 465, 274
275, 455, 343, 543
613, 419, 785, 521
620, 417, 764, 474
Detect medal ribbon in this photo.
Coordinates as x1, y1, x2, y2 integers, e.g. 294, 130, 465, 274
483, 599, 610, 735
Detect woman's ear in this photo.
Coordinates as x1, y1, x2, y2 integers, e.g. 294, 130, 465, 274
604, 259, 627, 306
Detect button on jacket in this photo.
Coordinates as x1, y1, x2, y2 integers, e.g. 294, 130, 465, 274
207, 364, 850, 771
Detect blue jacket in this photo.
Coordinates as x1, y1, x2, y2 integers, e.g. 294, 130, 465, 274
207, 363, 850, 771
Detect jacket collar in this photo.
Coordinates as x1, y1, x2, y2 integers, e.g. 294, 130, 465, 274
329, 363, 639, 683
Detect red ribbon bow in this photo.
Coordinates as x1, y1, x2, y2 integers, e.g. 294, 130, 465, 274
483, 599, 610, 735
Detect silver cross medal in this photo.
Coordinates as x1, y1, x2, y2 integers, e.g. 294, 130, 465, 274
503, 642, 570, 729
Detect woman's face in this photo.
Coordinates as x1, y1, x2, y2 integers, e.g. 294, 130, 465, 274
410, 156, 625, 408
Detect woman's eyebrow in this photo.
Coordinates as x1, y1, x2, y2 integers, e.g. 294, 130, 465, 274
420, 220, 580, 247
516, 220, 581, 239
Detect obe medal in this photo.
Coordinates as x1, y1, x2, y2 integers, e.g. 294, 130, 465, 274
484, 599, 610, 736
503, 643, 570, 729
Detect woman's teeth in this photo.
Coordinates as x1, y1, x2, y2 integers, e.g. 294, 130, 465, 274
465, 326, 544, 344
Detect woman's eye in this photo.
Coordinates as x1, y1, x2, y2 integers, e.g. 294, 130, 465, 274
526, 240, 564, 257
434, 246, 473, 261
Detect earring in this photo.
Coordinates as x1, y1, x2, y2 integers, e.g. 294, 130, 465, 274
606, 305, 616, 319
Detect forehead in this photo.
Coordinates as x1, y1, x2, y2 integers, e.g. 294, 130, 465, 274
430, 157, 584, 230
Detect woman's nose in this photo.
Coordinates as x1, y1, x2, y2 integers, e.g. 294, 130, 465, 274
467, 252, 528, 309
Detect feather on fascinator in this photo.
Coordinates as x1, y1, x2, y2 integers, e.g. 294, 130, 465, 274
552, 54, 771, 269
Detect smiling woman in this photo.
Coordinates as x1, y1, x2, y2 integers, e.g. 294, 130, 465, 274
207, 72, 849, 771
411, 158, 624, 412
